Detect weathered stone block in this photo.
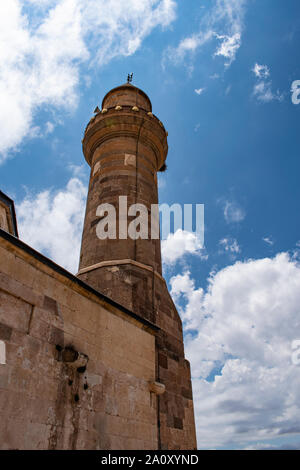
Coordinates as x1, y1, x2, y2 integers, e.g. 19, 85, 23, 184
0, 322, 12, 341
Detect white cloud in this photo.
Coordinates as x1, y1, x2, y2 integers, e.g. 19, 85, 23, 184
223, 200, 245, 223
244, 441, 300, 450
177, 36, 201, 54
0, 0, 176, 160
45, 122, 55, 135
253, 81, 284, 103
252, 63, 270, 79
0, 0, 87, 159
168, 30, 214, 64
165, 0, 247, 68
16, 175, 87, 273
252, 63, 284, 103
225, 84, 231, 95
214, 32, 241, 66
170, 271, 205, 326
26, 120, 56, 140
219, 237, 240, 254
263, 236, 274, 246
81, 0, 177, 65
161, 229, 206, 265
171, 253, 300, 448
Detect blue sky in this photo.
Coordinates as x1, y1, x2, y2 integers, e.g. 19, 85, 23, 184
1, 0, 300, 450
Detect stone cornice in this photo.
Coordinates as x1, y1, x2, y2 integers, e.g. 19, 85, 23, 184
82, 108, 168, 170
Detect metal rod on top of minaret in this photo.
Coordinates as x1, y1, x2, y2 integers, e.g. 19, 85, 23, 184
127, 73, 133, 84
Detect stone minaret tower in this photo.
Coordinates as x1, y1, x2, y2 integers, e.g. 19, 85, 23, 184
77, 82, 197, 450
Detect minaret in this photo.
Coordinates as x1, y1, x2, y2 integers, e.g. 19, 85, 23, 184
78, 81, 197, 450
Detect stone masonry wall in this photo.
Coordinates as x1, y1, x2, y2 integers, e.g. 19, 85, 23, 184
80, 262, 197, 449
0, 235, 157, 450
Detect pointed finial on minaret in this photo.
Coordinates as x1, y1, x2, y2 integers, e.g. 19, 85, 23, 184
127, 73, 133, 84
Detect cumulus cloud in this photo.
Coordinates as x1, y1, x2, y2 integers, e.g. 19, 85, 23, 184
252, 63, 284, 103
164, 0, 247, 68
17, 174, 87, 273
171, 271, 205, 328
171, 253, 300, 448
161, 229, 207, 265
0, 0, 176, 160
